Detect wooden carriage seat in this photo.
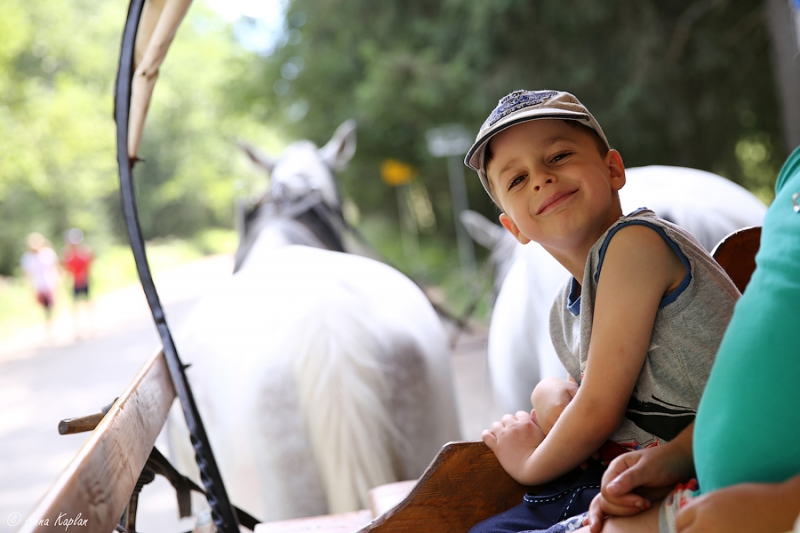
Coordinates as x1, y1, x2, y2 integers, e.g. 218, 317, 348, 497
710, 226, 761, 293
255, 442, 530, 533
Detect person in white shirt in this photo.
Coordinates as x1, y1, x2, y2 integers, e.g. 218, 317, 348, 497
20, 232, 61, 322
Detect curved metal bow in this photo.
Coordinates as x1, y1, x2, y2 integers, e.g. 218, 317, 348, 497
113, 1, 241, 531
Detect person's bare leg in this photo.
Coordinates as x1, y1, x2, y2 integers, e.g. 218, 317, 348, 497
43, 300, 55, 343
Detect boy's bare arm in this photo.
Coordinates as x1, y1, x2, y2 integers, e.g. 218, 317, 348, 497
484, 225, 686, 485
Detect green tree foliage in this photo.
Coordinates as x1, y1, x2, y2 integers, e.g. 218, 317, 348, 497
0, 0, 124, 274
113, 4, 285, 243
237, 0, 785, 235
0, 0, 274, 276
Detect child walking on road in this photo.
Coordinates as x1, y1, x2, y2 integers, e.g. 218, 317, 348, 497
20, 232, 61, 330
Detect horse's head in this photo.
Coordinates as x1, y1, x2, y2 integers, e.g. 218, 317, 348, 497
234, 120, 357, 271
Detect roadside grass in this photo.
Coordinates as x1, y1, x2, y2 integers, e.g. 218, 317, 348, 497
0, 229, 237, 341
0, 219, 492, 340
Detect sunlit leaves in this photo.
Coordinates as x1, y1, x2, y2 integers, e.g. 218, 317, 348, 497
236, 0, 785, 231
0, 0, 277, 275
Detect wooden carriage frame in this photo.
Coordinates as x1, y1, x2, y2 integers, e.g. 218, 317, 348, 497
17, 226, 761, 533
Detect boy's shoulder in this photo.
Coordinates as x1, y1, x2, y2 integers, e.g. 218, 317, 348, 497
590, 207, 724, 270
550, 207, 734, 324
590, 208, 687, 277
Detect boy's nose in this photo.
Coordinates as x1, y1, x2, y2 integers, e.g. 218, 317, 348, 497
530, 171, 555, 192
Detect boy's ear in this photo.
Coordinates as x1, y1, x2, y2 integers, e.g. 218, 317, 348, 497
499, 213, 531, 245
606, 149, 626, 192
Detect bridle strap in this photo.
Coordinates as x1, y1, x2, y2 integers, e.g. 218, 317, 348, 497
113, 1, 243, 531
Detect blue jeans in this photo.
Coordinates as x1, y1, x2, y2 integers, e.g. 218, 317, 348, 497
469, 460, 604, 533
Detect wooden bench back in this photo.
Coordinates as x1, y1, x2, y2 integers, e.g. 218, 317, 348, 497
358, 442, 528, 533
20, 349, 175, 533
711, 226, 762, 293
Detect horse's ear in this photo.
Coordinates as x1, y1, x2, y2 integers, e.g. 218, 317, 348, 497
460, 210, 508, 250
319, 119, 356, 171
236, 139, 276, 174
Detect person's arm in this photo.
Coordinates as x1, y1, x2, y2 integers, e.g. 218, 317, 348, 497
673, 473, 800, 533
483, 225, 686, 485
586, 422, 695, 531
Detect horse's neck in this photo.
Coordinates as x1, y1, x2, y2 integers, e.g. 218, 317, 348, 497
490, 235, 523, 291
522, 242, 571, 305
238, 218, 327, 272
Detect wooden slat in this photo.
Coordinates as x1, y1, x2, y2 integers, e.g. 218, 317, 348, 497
711, 226, 761, 293
19, 348, 175, 533
359, 441, 530, 533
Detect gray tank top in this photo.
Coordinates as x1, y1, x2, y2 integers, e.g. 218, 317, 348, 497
549, 209, 740, 449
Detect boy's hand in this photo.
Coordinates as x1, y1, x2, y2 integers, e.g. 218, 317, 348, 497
530, 377, 578, 435
482, 411, 545, 482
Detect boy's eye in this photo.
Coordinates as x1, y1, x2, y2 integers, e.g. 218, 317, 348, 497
508, 175, 526, 190
550, 152, 571, 163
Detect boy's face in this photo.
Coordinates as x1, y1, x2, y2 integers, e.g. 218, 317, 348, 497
486, 119, 625, 250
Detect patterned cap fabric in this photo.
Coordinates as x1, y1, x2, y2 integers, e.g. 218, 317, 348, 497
464, 90, 609, 203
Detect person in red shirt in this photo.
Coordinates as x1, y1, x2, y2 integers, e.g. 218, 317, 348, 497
62, 228, 94, 336
63, 229, 93, 297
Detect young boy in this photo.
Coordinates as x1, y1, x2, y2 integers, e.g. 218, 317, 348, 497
463, 90, 740, 531
581, 147, 800, 533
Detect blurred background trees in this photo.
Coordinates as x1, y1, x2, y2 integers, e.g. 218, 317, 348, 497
0, 0, 278, 276
0, 0, 794, 284
243, 0, 789, 229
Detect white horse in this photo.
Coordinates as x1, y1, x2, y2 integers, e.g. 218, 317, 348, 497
167, 121, 461, 522
462, 166, 767, 414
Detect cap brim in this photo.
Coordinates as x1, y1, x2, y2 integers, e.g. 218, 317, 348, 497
465, 108, 591, 172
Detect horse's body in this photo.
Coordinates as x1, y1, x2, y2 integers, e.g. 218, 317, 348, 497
463, 166, 767, 414
167, 122, 461, 521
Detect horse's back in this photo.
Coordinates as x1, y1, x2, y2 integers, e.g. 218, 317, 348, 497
622, 166, 766, 250
171, 246, 460, 521
488, 244, 569, 412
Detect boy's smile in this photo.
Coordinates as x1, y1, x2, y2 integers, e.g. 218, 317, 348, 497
486, 119, 626, 269
536, 188, 579, 215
